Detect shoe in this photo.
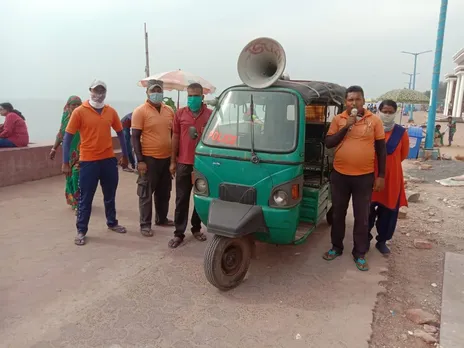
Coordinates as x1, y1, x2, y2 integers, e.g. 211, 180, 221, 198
375, 242, 391, 255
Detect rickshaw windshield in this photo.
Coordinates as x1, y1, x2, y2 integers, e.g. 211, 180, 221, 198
203, 89, 298, 153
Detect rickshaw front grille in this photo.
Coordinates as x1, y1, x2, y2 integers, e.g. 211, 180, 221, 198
219, 184, 256, 205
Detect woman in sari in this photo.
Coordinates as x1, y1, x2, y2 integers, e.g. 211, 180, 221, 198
369, 100, 409, 254
434, 124, 444, 147
49, 96, 82, 211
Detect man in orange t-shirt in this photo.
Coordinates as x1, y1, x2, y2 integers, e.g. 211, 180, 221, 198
322, 85, 387, 271
62, 80, 129, 246
131, 80, 175, 236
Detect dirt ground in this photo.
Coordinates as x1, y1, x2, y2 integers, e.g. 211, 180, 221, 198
369, 112, 464, 348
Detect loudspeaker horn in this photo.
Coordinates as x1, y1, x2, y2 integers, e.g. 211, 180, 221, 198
237, 37, 287, 89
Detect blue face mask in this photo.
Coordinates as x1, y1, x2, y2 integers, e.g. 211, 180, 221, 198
148, 93, 163, 104
187, 96, 203, 112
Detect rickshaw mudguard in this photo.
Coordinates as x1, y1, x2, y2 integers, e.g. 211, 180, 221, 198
206, 199, 269, 238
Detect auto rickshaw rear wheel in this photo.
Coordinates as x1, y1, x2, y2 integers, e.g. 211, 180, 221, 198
326, 206, 334, 226
204, 235, 252, 291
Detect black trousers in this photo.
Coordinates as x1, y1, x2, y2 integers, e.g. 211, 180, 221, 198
138, 156, 172, 229
368, 201, 400, 243
174, 163, 201, 238
330, 170, 374, 259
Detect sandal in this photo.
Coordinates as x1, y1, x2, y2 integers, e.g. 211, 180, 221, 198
74, 233, 86, 246
322, 249, 342, 261
140, 227, 154, 237
168, 236, 184, 249
354, 257, 369, 271
108, 225, 127, 233
192, 231, 207, 242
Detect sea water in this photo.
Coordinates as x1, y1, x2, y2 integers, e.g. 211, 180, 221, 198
1, 99, 151, 143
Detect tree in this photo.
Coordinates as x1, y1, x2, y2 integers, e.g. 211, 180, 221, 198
424, 81, 447, 104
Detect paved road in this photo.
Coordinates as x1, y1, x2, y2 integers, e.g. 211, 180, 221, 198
0, 172, 386, 348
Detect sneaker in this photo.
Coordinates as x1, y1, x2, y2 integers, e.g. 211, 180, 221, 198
375, 242, 391, 255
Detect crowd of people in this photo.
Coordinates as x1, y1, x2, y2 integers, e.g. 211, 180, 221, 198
1, 81, 417, 272
47, 79, 211, 248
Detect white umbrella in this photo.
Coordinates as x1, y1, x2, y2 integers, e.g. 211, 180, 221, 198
137, 69, 216, 94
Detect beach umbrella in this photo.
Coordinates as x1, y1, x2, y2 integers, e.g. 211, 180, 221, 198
377, 89, 429, 104
137, 69, 216, 94
137, 69, 216, 109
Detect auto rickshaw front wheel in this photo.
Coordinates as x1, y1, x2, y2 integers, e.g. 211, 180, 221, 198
204, 235, 252, 291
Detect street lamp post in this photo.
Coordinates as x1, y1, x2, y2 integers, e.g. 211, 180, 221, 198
425, 0, 449, 150
403, 72, 420, 90
401, 50, 432, 122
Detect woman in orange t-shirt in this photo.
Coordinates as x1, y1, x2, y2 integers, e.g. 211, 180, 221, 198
369, 100, 409, 254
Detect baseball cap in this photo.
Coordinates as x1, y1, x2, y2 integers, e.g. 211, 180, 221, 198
147, 79, 164, 92
89, 79, 107, 90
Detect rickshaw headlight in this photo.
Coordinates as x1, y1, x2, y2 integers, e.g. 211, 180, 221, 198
273, 190, 288, 206
194, 178, 208, 193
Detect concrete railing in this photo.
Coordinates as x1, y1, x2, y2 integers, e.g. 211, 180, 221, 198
0, 137, 121, 188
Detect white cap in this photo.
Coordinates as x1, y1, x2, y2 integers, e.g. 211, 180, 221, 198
147, 79, 164, 92
89, 79, 107, 90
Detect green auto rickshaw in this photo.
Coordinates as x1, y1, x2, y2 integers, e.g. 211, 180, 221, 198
191, 38, 346, 290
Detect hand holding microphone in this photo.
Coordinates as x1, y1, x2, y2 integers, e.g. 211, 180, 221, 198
346, 108, 358, 129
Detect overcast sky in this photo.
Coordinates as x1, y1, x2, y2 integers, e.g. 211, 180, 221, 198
1, 0, 463, 102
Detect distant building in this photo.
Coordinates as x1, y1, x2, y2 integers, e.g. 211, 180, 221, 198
444, 48, 464, 118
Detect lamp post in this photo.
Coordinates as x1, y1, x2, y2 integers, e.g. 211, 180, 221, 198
403, 72, 420, 90
402, 50, 432, 122
425, 0, 448, 150
144, 23, 150, 78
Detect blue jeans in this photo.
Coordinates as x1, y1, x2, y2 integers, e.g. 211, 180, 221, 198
122, 128, 136, 168
77, 157, 119, 234
0, 138, 16, 147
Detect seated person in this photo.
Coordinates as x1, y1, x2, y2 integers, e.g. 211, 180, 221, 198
0, 103, 29, 148
434, 124, 444, 147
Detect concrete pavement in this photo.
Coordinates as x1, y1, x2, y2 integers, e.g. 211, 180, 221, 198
440, 252, 464, 347
0, 172, 386, 348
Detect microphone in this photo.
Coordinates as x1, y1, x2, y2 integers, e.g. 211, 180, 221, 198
348, 108, 358, 131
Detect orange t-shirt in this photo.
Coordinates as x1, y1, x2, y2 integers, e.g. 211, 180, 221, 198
66, 101, 123, 162
327, 110, 385, 176
131, 101, 174, 159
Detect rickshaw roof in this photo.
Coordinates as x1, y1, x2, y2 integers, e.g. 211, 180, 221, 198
234, 80, 346, 106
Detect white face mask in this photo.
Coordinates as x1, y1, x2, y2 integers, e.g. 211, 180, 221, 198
379, 111, 397, 131
89, 91, 106, 109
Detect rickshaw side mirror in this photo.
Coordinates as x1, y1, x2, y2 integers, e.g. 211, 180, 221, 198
189, 126, 199, 140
